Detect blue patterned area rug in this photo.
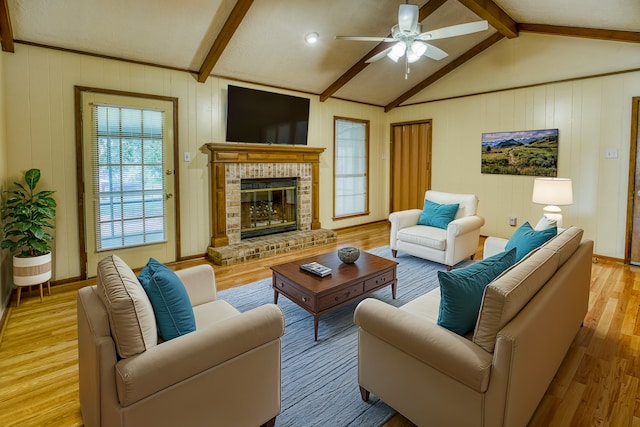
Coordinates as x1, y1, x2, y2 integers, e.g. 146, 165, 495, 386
217, 247, 468, 427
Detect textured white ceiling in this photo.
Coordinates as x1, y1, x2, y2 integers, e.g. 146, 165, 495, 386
6, 0, 639, 106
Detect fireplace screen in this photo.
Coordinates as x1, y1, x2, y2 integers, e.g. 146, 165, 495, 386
240, 178, 298, 239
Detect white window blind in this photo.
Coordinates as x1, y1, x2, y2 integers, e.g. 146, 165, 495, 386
92, 105, 166, 251
334, 118, 369, 218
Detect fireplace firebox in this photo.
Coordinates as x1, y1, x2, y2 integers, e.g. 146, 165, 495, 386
241, 178, 298, 239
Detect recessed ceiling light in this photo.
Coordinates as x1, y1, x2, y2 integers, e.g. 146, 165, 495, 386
305, 32, 319, 44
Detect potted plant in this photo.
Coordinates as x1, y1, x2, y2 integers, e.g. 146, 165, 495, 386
1, 169, 56, 294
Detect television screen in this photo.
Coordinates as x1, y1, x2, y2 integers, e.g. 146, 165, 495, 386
226, 85, 310, 145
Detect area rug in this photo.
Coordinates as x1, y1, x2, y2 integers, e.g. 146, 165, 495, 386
217, 247, 468, 427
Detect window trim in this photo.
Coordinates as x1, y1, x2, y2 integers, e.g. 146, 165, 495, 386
333, 116, 370, 220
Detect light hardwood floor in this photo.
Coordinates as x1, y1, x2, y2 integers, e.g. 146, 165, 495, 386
0, 222, 634, 426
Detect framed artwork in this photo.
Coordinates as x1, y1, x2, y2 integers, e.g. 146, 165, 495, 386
481, 128, 558, 176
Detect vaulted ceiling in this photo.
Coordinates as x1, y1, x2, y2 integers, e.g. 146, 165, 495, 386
1, 0, 639, 111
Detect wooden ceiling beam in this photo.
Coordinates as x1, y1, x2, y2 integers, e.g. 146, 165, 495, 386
0, 0, 15, 52
384, 32, 504, 112
319, 0, 448, 102
197, 0, 254, 83
457, 0, 518, 39
519, 23, 640, 43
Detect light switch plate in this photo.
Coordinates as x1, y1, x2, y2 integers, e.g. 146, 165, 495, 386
605, 148, 618, 159
183, 151, 191, 162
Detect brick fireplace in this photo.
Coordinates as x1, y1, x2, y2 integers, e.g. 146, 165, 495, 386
205, 143, 337, 265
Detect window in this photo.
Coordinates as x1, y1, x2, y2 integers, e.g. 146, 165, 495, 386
92, 105, 166, 250
334, 117, 369, 218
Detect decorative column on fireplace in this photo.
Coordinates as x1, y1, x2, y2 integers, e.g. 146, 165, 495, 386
205, 143, 325, 247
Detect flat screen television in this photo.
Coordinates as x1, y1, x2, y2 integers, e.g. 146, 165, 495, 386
226, 85, 310, 145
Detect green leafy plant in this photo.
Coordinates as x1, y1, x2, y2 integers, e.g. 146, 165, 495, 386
1, 169, 56, 256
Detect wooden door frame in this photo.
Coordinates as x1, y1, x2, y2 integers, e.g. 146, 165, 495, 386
74, 86, 181, 279
625, 96, 640, 264
389, 119, 432, 213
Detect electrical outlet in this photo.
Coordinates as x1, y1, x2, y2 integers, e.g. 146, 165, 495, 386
509, 216, 517, 227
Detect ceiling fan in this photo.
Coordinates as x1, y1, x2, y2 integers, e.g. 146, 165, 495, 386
336, 4, 488, 79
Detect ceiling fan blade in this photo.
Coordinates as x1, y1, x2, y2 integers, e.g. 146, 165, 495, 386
365, 47, 393, 63
335, 36, 396, 42
417, 20, 489, 41
398, 4, 419, 33
423, 44, 448, 61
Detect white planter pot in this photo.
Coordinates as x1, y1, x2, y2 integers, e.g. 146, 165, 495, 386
13, 252, 52, 286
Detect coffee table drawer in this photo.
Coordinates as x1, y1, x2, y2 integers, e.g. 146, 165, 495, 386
274, 277, 315, 310
364, 269, 395, 292
319, 282, 364, 310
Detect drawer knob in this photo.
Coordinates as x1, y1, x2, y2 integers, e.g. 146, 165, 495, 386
302, 297, 310, 303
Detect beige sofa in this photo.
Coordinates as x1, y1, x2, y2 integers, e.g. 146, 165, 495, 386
77, 256, 285, 427
355, 226, 592, 427
389, 191, 485, 270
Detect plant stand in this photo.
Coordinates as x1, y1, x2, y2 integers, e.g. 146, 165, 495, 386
13, 252, 52, 307
16, 280, 51, 306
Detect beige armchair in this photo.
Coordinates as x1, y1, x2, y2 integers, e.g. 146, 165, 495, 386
77, 257, 285, 427
389, 190, 485, 269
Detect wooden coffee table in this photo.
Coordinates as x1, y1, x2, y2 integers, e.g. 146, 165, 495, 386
271, 250, 398, 340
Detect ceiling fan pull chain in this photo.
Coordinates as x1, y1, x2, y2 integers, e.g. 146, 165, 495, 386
405, 55, 410, 80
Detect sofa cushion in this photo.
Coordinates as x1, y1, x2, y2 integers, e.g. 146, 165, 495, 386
505, 221, 557, 262
436, 248, 517, 335
473, 248, 560, 353
534, 215, 557, 231
398, 225, 447, 250
417, 199, 459, 229
541, 226, 584, 267
96, 255, 158, 358
138, 258, 197, 341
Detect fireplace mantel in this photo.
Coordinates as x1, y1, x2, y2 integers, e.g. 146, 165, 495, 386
205, 143, 325, 247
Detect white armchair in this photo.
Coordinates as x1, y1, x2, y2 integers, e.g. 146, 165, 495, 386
389, 190, 485, 270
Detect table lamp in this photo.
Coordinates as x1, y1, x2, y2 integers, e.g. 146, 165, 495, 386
532, 178, 573, 228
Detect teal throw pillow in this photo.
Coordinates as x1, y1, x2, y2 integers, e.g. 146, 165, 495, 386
505, 221, 557, 262
138, 258, 196, 341
437, 248, 516, 335
417, 199, 460, 229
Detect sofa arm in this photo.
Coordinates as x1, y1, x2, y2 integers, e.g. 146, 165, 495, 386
115, 303, 285, 406
483, 236, 508, 258
389, 209, 422, 249
354, 298, 492, 392
175, 264, 217, 306
447, 215, 485, 238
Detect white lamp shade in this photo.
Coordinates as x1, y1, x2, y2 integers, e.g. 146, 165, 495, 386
532, 178, 573, 206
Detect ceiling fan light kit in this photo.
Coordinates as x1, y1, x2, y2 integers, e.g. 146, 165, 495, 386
336, 4, 489, 78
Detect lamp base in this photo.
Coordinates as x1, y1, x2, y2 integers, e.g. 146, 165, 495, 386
542, 205, 563, 229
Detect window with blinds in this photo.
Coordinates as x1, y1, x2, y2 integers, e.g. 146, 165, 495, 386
92, 105, 166, 251
334, 117, 369, 218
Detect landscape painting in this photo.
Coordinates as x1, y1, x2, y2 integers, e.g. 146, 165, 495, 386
481, 128, 558, 176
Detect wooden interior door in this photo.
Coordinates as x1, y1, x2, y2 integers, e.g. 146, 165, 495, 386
390, 120, 432, 212
627, 97, 640, 265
